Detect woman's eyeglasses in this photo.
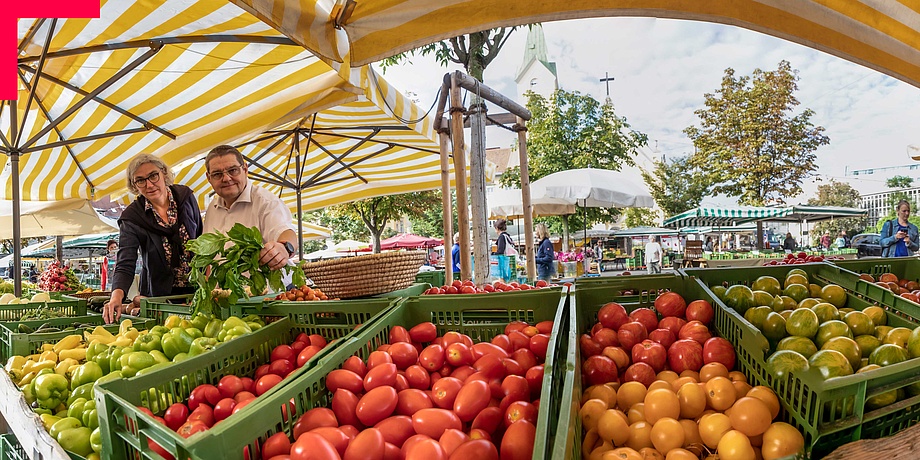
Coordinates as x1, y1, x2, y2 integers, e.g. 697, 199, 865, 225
208, 166, 243, 181
133, 171, 161, 187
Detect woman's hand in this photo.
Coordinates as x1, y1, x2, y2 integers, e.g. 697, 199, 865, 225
897, 230, 908, 240
103, 298, 125, 324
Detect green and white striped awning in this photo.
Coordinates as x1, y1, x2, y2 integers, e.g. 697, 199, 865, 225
613, 227, 680, 238
663, 206, 788, 228
663, 205, 868, 228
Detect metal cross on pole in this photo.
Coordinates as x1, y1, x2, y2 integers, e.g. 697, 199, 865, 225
599, 72, 615, 97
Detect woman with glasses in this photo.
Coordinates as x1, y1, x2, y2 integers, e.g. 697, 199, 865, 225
103, 154, 202, 323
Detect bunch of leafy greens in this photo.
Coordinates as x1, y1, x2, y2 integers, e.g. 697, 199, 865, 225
186, 224, 306, 315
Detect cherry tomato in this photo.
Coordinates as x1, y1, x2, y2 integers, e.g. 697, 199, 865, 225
396, 389, 433, 416
255, 374, 284, 396
163, 403, 189, 431
343, 427, 385, 460
331, 388, 361, 427
375, 415, 415, 447
261, 432, 292, 460
217, 376, 244, 399
290, 432, 340, 460
409, 322, 438, 342
213, 398, 237, 421
453, 380, 491, 422
356, 386, 398, 426
411, 408, 462, 439
364, 363, 398, 392
500, 420, 535, 460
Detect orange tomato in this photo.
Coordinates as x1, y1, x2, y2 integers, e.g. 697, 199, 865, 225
649, 417, 684, 453
717, 430, 755, 460
746, 387, 780, 420
628, 403, 646, 425
729, 397, 773, 437
705, 377, 736, 411
677, 383, 706, 419
617, 382, 648, 411
626, 421, 653, 451
728, 371, 747, 383
585, 384, 619, 407
698, 413, 732, 449
657, 370, 679, 384
584, 429, 602, 456
581, 398, 609, 432
638, 447, 664, 460
648, 380, 672, 392
589, 441, 615, 460
665, 448, 700, 460
699, 362, 729, 382
597, 409, 630, 446
602, 447, 643, 460
761, 422, 804, 460
679, 370, 700, 381
644, 389, 680, 425
732, 380, 753, 400
678, 419, 702, 448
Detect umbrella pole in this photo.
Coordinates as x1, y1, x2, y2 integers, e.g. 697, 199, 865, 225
12, 151, 21, 297
438, 128, 454, 285
515, 117, 535, 282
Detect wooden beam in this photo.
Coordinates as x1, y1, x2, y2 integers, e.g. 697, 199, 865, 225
452, 71, 531, 121
450, 75, 472, 282
438, 125, 454, 285
516, 117, 536, 281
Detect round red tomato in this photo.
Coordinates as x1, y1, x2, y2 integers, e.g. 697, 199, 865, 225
232, 398, 254, 415
356, 386, 398, 426
213, 398, 236, 421
343, 427, 385, 460
411, 408, 462, 439
240, 377, 254, 393
269, 359, 295, 378
177, 420, 208, 438
261, 432, 292, 460
500, 420, 535, 460
163, 403, 189, 431
218, 376, 244, 399
255, 374, 283, 396
703, 337, 736, 370
331, 388, 360, 426
364, 363, 398, 392
198, 384, 222, 406
290, 432, 340, 460
667, 338, 704, 374
187, 404, 215, 427
234, 391, 256, 403
453, 380, 490, 422
254, 364, 272, 381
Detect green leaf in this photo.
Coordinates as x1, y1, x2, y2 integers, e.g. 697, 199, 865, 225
186, 233, 227, 257
268, 270, 283, 292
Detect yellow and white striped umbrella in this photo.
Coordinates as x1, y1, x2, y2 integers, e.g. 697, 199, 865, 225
175, 65, 458, 212
233, 0, 920, 89
299, 221, 332, 240
5, 0, 358, 202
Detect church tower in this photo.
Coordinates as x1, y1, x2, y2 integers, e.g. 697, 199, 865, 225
514, 25, 558, 102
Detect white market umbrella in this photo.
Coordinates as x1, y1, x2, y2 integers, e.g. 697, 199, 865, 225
331, 240, 371, 253
488, 187, 575, 218
0, 199, 117, 239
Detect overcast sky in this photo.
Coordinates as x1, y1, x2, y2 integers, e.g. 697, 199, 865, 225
374, 17, 920, 205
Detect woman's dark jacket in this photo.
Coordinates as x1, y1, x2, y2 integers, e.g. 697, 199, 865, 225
534, 238, 555, 278
112, 185, 202, 297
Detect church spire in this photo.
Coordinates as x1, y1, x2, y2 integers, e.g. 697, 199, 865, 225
515, 24, 556, 82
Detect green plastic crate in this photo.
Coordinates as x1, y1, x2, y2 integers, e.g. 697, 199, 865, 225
229, 297, 396, 329
0, 434, 24, 460
415, 269, 445, 288
828, 258, 920, 313
568, 274, 800, 460
683, 263, 920, 457
0, 296, 87, 322
372, 282, 431, 299
0, 314, 156, 360
96, 298, 401, 460
140, 294, 276, 323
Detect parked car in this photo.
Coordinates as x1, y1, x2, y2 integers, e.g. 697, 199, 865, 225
852, 233, 881, 258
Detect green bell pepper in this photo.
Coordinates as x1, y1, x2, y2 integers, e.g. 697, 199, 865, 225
82, 400, 98, 430
172, 352, 189, 363
190, 313, 211, 332
187, 337, 219, 357
108, 347, 126, 373
49, 417, 82, 438
93, 372, 122, 387
160, 328, 193, 359
135, 362, 172, 377
86, 342, 108, 363
56, 426, 94, 457
241, 314, 265, 326
132, 333, 162, 353
66, 398, 87, 420
246, 322, 262, 331
119, 351, 157, 378
90, 427, 102, 453
70, 361, 103, 390
150, 325, 169, 336
149, 349, 170, 364
34, 373, 69, 410
92, 346, 111, 375
185, 327, 203, 340
203, 318, 223, 338
163, 315, 183, 330
67, 382, 94, 406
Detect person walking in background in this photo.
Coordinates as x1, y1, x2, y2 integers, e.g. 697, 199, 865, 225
645, 235, 662, 274
534, 224, 555, 281
881, 199, 919, 257
704, 237, 714, 252
820, 231, 831, 249
835, 232, 847, 249
451, 233, 461, 275
100, 239, 118, 291
492, 219, 516, 256
783, 232, 797, 252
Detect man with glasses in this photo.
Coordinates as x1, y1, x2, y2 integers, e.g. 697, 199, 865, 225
202, 145, 297, 270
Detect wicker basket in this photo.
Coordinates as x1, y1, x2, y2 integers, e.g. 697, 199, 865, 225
301, 251, 426, 299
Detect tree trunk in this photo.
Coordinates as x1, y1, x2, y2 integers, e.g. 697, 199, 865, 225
562, 217, 570, 252
371, 230, 383, 254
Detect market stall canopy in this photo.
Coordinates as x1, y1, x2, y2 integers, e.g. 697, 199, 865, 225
9, 0, 365, 202
488, 187, 576, 218
531, 169, 655, 209
299, 222, 332, 241
750, 205, 867, 223
679, 224, 758, 234
174, 66, 454, 212
380, 233, 442, 250
663, 206, 790, 228
331, 239, 371, 252
233, 0, 920, 90
613, 226, 679, 238
0, 199, 116, 239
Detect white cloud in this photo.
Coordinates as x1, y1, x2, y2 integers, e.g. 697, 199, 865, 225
378, 17, 920, 204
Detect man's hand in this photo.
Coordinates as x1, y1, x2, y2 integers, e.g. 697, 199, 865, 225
103, 300, 125, 324
259, 241, 290, 270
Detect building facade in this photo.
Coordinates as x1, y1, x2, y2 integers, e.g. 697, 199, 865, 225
860, 187, 920, 229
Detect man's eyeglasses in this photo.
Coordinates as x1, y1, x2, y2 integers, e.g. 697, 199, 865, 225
133, 171, 161, 187
208, 166, 243, 181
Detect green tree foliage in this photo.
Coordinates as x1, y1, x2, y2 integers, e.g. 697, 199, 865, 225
380, 28, 515, 81
499, 90, 648, 234
624, 208, 658, 228
806, 180, 865, 242
685, 61, 830, 206
310, 210, 369, 243
886, 175, 914, 189
407, 190, 459, 238
641, 155, 711, 217
325, 192, 441, 252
